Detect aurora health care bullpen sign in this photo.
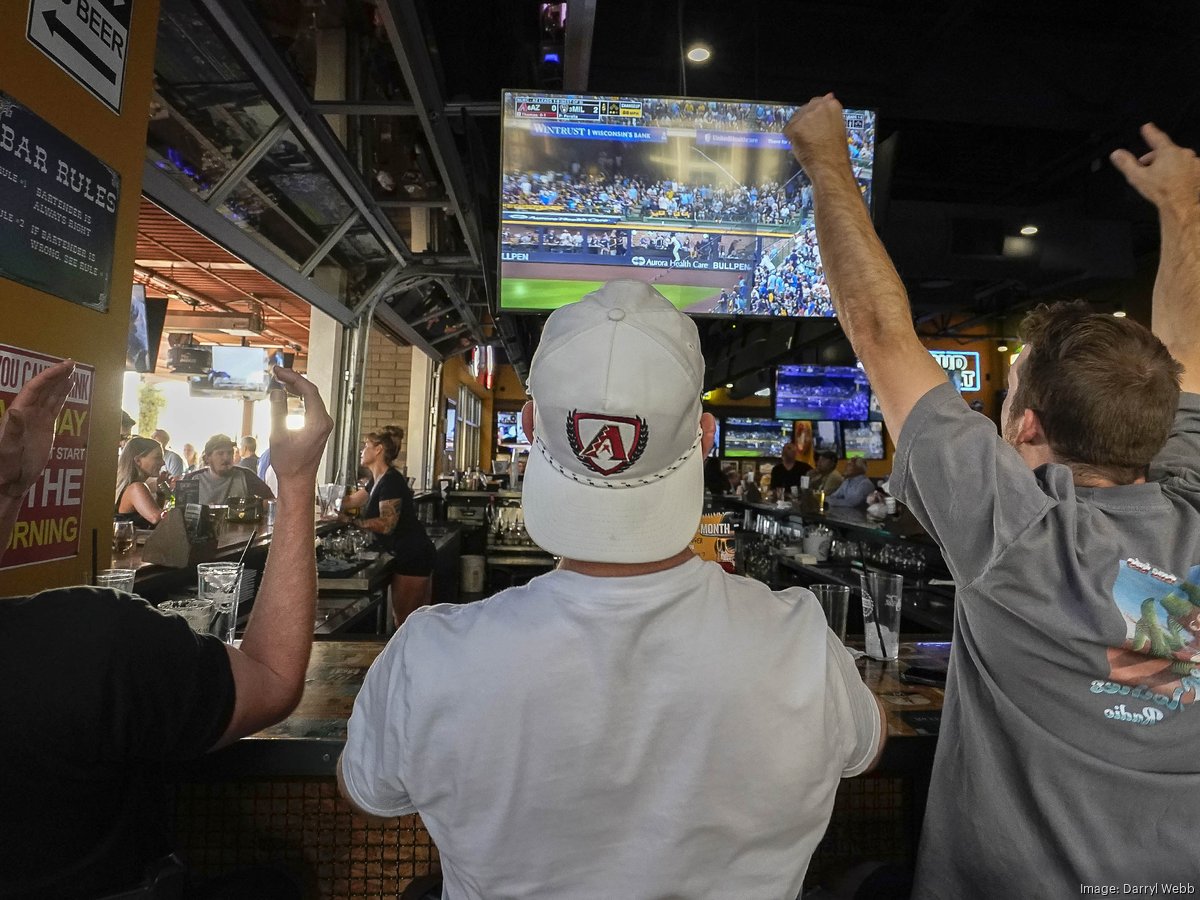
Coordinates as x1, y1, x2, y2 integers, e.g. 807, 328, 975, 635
0, 92, 119, 311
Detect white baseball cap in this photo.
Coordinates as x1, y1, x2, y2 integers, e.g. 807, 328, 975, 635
521, 280, 705, 563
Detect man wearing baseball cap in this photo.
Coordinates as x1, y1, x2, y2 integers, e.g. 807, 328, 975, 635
181, 432, 274, 506
339, 280, 885, 898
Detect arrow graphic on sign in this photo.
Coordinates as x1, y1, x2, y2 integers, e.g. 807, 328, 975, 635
41, 10, 116, 84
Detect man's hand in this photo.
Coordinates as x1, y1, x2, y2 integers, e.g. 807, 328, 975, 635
784, 94, 853, 180
266, 368, 333, 486
1109, 123, 1200, 217
0, 359, 74, 498
1111, 124, 1200, 393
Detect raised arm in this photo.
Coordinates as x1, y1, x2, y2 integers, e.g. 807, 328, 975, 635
1110, 124, 1200, 393
0, 359, 74, 563
212, 369, 332, 748
784, 96, 946, 436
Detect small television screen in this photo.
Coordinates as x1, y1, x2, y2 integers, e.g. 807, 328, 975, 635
126, 286, 168, 374
813, 420, 842, 457
775, 364, 872, 421
722, 417, 793, 458
496, 409, 530, 447
842, 421, 886, 459
188, 346, 271, 399
498, 91, 875, 317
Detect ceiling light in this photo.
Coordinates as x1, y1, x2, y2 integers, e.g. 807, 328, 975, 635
1019, 225, 1039, 236
686, 45, 711, 63
997, 344, 1009, 353
725, 383, 733, 389
1113, 309, 1127, 318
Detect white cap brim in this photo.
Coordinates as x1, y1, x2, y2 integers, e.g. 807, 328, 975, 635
521, 431, 704, 564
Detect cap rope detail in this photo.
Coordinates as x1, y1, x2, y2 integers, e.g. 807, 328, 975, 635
533, 428, 703, 489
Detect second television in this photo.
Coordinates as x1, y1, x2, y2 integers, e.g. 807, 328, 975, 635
775, 365, 872, 421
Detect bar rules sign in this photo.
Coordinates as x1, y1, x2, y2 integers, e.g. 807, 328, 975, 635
0, 92, 119, 311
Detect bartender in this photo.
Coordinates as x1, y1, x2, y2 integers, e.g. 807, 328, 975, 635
180, 433, 274, 505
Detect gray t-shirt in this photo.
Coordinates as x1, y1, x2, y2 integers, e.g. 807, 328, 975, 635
893, 383, 1200, 898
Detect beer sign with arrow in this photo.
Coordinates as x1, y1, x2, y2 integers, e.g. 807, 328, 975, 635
27, 0, 133, 115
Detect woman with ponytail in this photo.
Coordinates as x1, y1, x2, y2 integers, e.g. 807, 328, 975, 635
343, 425, 436, 627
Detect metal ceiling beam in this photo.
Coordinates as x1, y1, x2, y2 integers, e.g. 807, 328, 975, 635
196, 0, 414, 266
300, 212, 360, 277
143, 162, 355, 328
376, 199, 454, 209
376, 0, 485, 276
312, 101, 500, 117
373, 302, 442, 361
351, 262, 404, 320
563, 0, 597, 92
204, 115, 289, 209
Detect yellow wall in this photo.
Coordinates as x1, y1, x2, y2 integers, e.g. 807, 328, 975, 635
0, 1, 161, 594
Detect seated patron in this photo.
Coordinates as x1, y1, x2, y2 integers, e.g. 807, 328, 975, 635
182, 433, 275, 506
825, 457, 875, 507
807, 449, 844, 494
0, 362, 333, 897
238, 435, 260, 472
151, 428, 185, 480
114, 436, 168, 529
769, 441, 812, 492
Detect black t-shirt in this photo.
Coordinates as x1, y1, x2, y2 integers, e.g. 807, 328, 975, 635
770, 461, 812, 491
0, 588, 235, 898
364, 469, 434, 559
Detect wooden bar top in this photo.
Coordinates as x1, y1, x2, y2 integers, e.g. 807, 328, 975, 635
189, 637, 945, 780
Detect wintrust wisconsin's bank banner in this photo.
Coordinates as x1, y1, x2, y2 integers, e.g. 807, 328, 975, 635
0, 343, 94, 568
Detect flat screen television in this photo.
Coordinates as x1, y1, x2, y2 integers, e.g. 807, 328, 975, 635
774, 364, 872, 421
187, 346, 272, 399
842, 421, 886, 459
721, 417, 793, 458
813, 420, 842, 457
496, 409, 531, 448
125, 285, 168, 374
498, 91, 875, 317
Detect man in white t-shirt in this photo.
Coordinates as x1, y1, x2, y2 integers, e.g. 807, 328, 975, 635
338, 280, 885, 899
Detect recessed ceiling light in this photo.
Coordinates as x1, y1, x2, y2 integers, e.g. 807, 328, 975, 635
725, 383, 733, 389
686, 45, 711, 63
1019, 225, 1039, 236
997, 344, 1009, 353
1112, 309, 1127, 318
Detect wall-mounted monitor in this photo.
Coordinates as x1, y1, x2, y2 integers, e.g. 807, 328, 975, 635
498, 90, 875, 318
721, 417, 793, 458
775, 364, 872, 421
813, 420, 842, 457
126, 285, 168, 374
496, 409, 531, 448
842, 421, 886, 459
187, 346, 272, 399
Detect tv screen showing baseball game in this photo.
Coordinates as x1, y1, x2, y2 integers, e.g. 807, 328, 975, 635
774, 364, 872, 421
842, 421, 886, 459
721, 417, 795, 458
498, 91, 876, 317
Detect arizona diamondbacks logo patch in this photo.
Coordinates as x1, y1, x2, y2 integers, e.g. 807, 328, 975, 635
566, 411, 649, 476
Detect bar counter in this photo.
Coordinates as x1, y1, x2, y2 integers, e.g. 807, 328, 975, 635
172, 638, 944, 896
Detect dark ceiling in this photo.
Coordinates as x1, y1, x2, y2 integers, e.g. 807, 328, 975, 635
416, 0, 1200, 383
